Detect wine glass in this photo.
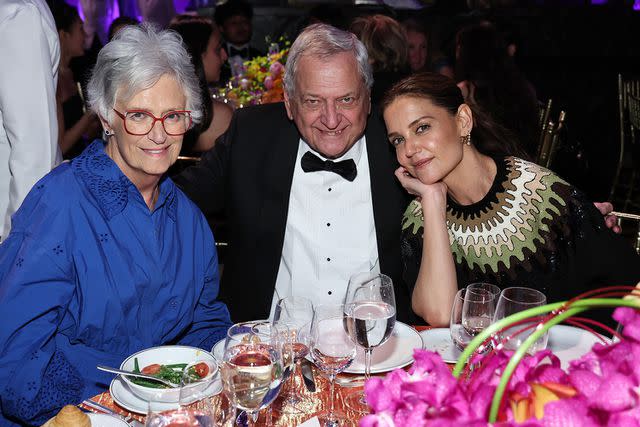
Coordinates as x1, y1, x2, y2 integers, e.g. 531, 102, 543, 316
145, 361, 224, 427
272, 296, 314, 413
310, 304, 357, 426
493, 287, 548, 354
343, 272, 396, 411
219, 322, 285, 427
450, 288, 471, 351
462, 285, 499, 338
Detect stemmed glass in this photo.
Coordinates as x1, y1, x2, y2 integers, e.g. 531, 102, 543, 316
309, 304, 357, 427
462, 284, 500, 338
450, 284, 500, 352
272, 296, 314, 413
219, 322, 286, 427
493, 287, 548, 354
343, 272, 396, 411
145, 361, 224, 426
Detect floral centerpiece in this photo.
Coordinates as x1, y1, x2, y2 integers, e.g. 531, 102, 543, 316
221, 37, 290, 107
361, 287, 640, 426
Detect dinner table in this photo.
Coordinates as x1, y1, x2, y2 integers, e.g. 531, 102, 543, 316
80, 326, 433, 426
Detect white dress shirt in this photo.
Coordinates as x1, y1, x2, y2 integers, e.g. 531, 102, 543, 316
0, 0, 62, 241
271, 137, 380, 314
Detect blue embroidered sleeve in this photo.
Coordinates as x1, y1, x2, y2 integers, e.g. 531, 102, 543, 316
176, 225, 232, 350
0, 227, 84, 426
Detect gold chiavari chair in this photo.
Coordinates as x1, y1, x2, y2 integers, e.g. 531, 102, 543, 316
536, 99, 566, 169
609, 74, 640, 211
612, 211, 640, 255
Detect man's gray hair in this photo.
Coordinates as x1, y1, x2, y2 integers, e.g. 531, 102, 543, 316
283, 23, 373, 98
87, 24, 202, 125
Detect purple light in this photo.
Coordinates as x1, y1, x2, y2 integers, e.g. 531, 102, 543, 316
634, 0, 640, 11
591, 0, 607, 4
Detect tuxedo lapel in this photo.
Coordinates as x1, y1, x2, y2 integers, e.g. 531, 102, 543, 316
256, 110, 300, 291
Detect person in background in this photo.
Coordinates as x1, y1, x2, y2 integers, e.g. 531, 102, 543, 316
455, 22, 540, 158
51, 1, 100, 159
170, 16, 233, 154
402, 18, 454, 78
0, 0, 62, 242
381, 72, 640, 326
350, 14, 410, 105
214, 0, 263, 84
107, 15, 138, 41
0, 25, 231, 425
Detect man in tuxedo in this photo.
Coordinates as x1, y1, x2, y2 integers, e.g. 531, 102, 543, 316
175, 23, 416, 323
214, 0, 263, 84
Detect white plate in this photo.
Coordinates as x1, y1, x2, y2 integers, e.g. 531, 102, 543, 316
212, 340, 224, 361
420, 325, 607, 368
419, 328, 461, 364
548, 324, 607, 369
87, 413, 130, 427
345, 321, 424, 374
110, 374, 222, 414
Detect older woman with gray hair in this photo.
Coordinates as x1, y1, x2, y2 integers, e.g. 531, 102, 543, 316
0, 24, 231, 426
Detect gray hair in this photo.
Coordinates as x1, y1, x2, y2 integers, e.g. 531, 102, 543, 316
283, 23, 373, 98
87, 24, 202, 125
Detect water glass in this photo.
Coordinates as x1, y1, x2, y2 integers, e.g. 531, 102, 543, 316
493, 287, 548, 353
310, 304, 357, 426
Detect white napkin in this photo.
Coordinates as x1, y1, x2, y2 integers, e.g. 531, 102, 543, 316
297, 416, 321, 427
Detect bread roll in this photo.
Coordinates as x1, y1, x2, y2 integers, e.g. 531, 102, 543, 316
42, 405, 90, 427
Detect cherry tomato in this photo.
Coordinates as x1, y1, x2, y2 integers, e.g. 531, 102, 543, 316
141, 364, 162, 375
194, 362, 209, 378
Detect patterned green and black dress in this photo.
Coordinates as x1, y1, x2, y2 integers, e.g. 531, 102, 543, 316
400, 156, 640, 308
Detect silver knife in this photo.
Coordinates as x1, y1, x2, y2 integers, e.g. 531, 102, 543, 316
300, 359, 316, 392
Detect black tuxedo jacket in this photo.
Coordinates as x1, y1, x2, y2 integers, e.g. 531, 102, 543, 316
174, 102, 417, 323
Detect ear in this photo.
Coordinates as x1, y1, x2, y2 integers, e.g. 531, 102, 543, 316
456, 104, 473, 136
98, 115, 114, 135
283, 91, 294, 121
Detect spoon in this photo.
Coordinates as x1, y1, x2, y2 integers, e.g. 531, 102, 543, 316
97, 365, 180, 388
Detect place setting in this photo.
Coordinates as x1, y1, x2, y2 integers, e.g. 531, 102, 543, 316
420, 283, 608, 367
99, 345, 223, 417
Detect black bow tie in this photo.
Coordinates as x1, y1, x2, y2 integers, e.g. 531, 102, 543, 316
228, 46, 249, 58
301, 151, 357, 182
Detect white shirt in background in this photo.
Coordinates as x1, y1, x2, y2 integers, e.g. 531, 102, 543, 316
271, 136, 380, 315
0, 0, 62, 241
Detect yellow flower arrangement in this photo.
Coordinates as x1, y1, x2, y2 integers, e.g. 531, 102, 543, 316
221, 38, 290, 108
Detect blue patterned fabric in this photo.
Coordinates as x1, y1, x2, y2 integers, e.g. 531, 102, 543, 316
0, 140, 231, 426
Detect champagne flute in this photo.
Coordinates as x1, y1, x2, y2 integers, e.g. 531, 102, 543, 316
310, 304, 357, 426
343, 273, 396, 411
219, 322, 285, 427
493, 287, 548, 354
272, 296, 314, 413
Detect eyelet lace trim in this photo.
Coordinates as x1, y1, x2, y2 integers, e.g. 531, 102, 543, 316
3, 350, 83, 425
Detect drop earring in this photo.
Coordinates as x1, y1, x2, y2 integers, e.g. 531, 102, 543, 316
461, 134, 471, 146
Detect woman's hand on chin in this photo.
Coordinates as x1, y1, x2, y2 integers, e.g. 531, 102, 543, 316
395, 166, 447, 213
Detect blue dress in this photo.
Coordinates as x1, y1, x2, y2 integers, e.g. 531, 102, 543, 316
0, 140, 232, 426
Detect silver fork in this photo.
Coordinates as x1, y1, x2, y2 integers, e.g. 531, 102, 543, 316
82, 399, 134, 425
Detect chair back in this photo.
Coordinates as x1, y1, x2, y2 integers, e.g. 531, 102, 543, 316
536, 99, 566, 169
610, 74, 640, 210
613, 211, 640, 255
